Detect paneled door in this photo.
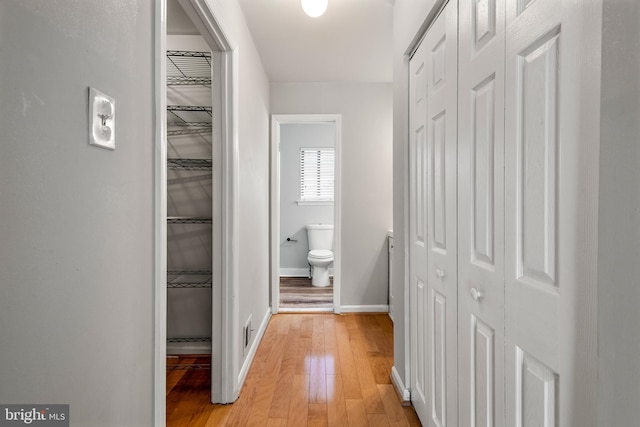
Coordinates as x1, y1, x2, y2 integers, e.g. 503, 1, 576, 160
504, 0, 599, 425
457, 0, 506, 426
409, 35, 430, 423
409, 2, 458, 425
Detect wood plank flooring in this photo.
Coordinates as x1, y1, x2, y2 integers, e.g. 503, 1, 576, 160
166, 313, 421, 426
279, 277, 333, 309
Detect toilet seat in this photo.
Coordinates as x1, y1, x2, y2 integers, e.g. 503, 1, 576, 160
308, 249, 333, 260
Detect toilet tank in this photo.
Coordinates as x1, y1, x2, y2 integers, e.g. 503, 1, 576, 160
306, 224, 333, 251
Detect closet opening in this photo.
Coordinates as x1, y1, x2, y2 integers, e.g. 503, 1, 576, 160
156, 0, 239, 421
165, 0, 218, 410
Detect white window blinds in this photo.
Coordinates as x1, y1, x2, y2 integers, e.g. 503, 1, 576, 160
300, 148, 335, 201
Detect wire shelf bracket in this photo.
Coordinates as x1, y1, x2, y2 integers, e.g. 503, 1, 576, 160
167, 158, 213, 171
167, 270, 213, 288
167, 50, 212, 86
167, 216, 212, 224
167, 337, 212, 343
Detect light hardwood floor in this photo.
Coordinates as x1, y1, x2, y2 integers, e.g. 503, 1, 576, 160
167, 313, 421, 426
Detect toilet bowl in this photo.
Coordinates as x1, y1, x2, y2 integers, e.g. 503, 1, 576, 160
306, 224, 334, 287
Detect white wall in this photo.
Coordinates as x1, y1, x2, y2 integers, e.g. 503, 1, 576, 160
271, 82, 393, 308
597, 1, 640, 424
280, 123, 334, 274
392, 0, 442, 393
207, 0, 271, 386
0, 1, 154, 425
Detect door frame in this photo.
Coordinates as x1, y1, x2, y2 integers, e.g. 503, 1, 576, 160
154, 0, 240, 422
270, 114, 342, 314
153, 0, 167, 422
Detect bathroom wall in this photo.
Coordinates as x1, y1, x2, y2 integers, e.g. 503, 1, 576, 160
271, 82, 393, 309
0, 1, 155, 425
280, 123, 335, 276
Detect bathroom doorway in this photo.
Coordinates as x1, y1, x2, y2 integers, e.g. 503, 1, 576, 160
270, 115, 342, 313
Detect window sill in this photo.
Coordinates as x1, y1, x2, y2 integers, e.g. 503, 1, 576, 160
296, 200, 334, 206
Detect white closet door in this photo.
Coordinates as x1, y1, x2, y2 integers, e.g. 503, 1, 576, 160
424, 4, 458, 427
457, 0, 506, 426
409, 35, 431, 423
504, 0, 599, 425
409, 3, 458, 425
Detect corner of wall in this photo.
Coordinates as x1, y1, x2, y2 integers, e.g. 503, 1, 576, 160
391, 366, 411, 406
236, 306, 271, 392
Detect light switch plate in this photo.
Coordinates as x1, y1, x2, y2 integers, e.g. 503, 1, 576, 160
89, 87, 115, 150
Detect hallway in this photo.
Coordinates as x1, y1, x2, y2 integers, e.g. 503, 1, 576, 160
167, 313, 420, 426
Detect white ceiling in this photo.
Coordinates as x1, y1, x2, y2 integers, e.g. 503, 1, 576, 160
236, 0, 394, 83
167, 0, 394, 83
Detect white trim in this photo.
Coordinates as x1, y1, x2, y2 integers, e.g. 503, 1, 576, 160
237, 307, 272, 389
280, 268, 310, 277
402, 53, 413, 396
225, 46, 241, 405
270, 118, 281, 314
333, 116, 342, 315
387, 232, 394, 323
340, 305, 389, 313
280, 268, 335, 277
153, 0, 167, 425
406, 0, 450, 58
179, 0, 233, 51
278, 307, 334, 313
391, 365, 412, 405
270, 114, 342, 315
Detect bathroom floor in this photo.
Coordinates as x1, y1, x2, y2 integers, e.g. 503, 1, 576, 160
279, 276, 333, 309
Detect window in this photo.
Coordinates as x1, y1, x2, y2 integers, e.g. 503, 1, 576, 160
300, 148, 334, 203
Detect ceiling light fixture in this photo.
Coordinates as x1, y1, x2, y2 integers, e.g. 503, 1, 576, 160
301, 0, 328, 17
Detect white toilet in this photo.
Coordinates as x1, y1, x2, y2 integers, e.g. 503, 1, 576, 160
306, 224, 334, 287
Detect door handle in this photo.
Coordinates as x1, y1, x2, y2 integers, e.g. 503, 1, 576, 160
435, 269, 445, 279
470, 287, 484, 301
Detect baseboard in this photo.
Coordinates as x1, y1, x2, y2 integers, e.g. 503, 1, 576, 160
280, 268, 334, 277
280, 268, 309, 277
278, 307, 334, 313
236, 306, 271, 391
391, 366, 411, 406
340, 304, 389, 313
166, 343, 211, 355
